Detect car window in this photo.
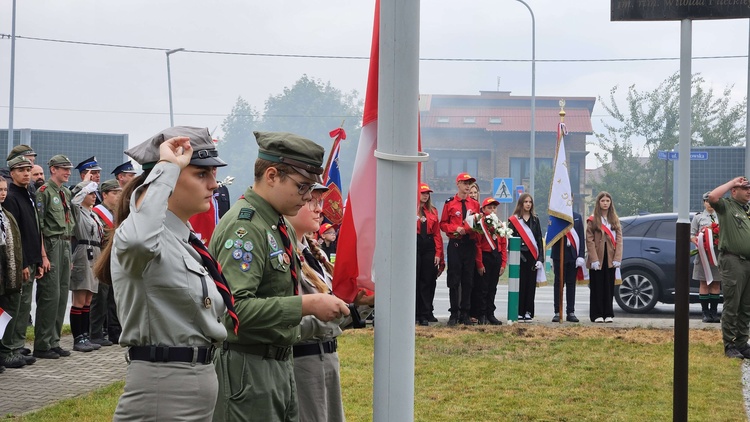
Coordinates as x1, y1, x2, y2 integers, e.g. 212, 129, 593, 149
622, 220, 652, 237
649, 220, 677, 240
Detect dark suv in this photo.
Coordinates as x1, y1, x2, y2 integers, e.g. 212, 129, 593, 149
615, 212, 704, 313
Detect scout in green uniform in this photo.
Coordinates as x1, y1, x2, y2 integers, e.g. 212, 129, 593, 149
210, 131, 350, 422
708, 176, 750, 359
33, 154, 76, 359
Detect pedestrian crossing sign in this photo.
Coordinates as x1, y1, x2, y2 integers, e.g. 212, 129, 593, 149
493, 178, 513, 203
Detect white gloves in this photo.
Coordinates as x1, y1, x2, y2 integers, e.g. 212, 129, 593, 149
218, 176, 235, 188
613, 261, 621, 268
576, 257, 585, 268
81, 181, 98, 195
591, 261, 601, 271
534, 261, 543, 270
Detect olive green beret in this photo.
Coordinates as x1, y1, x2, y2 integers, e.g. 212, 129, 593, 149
99, 179, 122, 193
254, 131, 324, 182
6, 144, 36, 161
48, 154, 74, 168
7, 155, 33, 170
126, 126, 227, 170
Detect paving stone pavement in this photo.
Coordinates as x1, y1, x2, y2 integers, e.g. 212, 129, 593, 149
0, 335, 126, 417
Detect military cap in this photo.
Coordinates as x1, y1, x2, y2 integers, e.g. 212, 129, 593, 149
6, 144, 36, 161
7, 155, 33, 170
126, 126, 226, 170
111, 160, 137, 176
48, 154, 74, 168
255, 131, 324, 183
99, 179, 122, 193
75, 156, 102, 172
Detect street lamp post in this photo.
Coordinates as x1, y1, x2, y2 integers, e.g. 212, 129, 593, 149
515, 0, 536, 197
166, 48, 185, 127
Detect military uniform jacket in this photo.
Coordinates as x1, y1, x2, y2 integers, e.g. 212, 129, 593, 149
112, 162, 227, 347
710, 197, 750, 258
209, 187, 303, 347
71, 187, 103, 285
36, 179, 75, 237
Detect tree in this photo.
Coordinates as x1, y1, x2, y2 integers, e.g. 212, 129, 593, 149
217, 96, 260, 201
592, 72, 746, 213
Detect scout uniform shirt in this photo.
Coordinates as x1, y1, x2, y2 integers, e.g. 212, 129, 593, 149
209, 187, 303, 346
712, 196, 750, 258
36, 179, 75, 237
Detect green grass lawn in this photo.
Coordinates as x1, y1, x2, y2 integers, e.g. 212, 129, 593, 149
5, 325, 745, 421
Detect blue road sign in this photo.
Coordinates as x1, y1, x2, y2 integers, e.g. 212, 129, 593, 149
493, 178, 513, 203
515, 185, 525, 200
691, 152, 708, 160
658, 151, 668, 160
664, 151, 709, 160
668, 151, 679, 160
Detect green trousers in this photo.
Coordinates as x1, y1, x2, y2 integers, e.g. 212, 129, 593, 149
719, 253, 750, 348
34, 237, 70, 351
0, 265, 36, 358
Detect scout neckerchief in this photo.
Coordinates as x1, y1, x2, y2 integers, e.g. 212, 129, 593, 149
509, 215, 538, 261
277, 216, 299, 295
92, 204, 114, 229
59, 189, 70, 224
188, 232, 239, 335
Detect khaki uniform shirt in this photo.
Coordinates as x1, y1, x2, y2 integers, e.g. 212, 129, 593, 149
209, 187, 303, 347
36, 179, 75, 237
712, 197, 750, 258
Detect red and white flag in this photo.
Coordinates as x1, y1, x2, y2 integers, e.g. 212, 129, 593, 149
332, 0, 380, 303
0, 307, 11, 338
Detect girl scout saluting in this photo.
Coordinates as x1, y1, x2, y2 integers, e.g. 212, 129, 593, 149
95, 127, 238, 421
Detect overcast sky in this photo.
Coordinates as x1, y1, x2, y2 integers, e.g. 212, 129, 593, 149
0, 0, 748, 170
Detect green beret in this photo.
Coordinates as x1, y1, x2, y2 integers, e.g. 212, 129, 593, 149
126, 126, 227, 170
7, 155, 33, 170
254, 131, 324, 182
99, 179, 122, 193
6, 144, 36, 161
48, 154, 74, 168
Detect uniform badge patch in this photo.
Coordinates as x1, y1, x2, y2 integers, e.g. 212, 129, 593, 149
238, 208, 255, 221
242, 252, 253, 263
235, 227, 248, 239
223, 239, 234, 250
240, 262, 251, 272
267, 232, 279, 251
243, 241, 254, 252
233, 239, 243, 249
282, 253, 291, 265
53, 197, 60, 205
232, 249, 243, 260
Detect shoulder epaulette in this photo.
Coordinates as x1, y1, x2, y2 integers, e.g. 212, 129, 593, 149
238, 207, 255, 221
38, 185, 47, 192
445, 198, 452, 204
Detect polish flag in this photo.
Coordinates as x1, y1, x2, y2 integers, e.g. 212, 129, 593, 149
332, 0, 379, 303
0, 307, 11, 338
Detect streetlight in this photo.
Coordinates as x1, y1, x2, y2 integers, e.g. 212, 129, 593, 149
166, 48, 185, 127
515, 0, 535, 197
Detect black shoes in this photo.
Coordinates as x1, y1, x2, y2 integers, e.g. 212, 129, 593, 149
51, 346, 71, 357
726, 346, 745, 359
21, 354, 36, 365
486, 314, 502, 325
17, 347, 31, 356
552, 313, 560, 323
566, 313, 580, 323
447, 314, 458, 326
460, 315, 474, 326
90, 337, 114, 346
417, 318, 429, 326
32, 349, 60, 359
702, 311, 711, 323
1, 354, 27, 368
427, 314, 438, 323
737, 344, 750, 359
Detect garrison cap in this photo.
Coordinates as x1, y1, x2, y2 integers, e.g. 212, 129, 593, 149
111, 160, 137, 176
125, 126, 226, 170
7, 155, 33, 170
255, 131, 325, 183
99, 179, 122, 193
48, 154, 74, 168
75, 156, 102, 172
6, 144, 36, 161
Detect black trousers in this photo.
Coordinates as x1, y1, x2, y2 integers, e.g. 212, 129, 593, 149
552, 259, 577, 315
446, 237, 475, 316
589, 249, 615, 321
471, 250, 502, 318
90, 283, 121, 340
416, 235, 437, 319
518, 251, 537, 317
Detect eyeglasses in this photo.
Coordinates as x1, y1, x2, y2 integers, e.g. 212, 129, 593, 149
279, 170, 316, 196
308, 197, 324, 211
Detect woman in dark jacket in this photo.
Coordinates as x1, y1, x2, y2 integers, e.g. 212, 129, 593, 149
508, 193, 544, 322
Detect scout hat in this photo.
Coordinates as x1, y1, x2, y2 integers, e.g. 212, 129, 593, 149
456, 173, 476, 184
75, 156, 102, 173
111, 160, 137, 176
255, 131, 325, 183
126, 126, 227, 170
7, 155, 33, 170
319, 223, 335, 236
47, 154, 74, 168
6, 144, 36, 161
419, 183, 433, 193
99, 179, 122, 193
482, 197, 500, 208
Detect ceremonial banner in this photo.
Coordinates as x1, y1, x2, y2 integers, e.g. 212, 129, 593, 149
0, 307, 11, 338
322, 128, 345, 226
545, 122, 574, 249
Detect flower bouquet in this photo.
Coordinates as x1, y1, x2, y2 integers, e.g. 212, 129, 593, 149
696, 221, 719, 284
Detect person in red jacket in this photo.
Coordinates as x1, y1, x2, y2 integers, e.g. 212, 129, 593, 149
440, 173, 481, 326
471, 197, 507, 325
416, 183, 444, 326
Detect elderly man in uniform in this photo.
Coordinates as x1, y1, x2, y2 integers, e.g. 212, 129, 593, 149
210, 131, 350, 422
112, 160, 137, 188
708, 176, 750, 358
33, 154, 76, 359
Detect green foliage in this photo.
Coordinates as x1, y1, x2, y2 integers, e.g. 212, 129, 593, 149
533, 163, 553, 227
593, 72, 746, 214
218, 96, 260, 200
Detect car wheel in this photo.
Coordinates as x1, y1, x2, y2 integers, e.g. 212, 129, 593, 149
615, 269, 659, 313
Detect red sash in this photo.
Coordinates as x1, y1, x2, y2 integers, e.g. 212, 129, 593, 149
565, 229, 578, 252
588, 215, 616, 249
509, 215, 539, 261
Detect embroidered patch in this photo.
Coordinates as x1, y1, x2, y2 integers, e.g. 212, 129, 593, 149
282, 253, 290, 265
242, 252, 253, 263
267, 232, 279, 251
240, 262, 251, 272
223, 239, 234, 250
243, 241, 254, 252
232, 249, 243, 260
53, 197, 60, 205
269, 250, 283, 258
235, 227, 248, 239
238, 208, 255, 221
233, 239, 243, 249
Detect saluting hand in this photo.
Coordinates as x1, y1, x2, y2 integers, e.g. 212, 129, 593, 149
159, 136, 193, 169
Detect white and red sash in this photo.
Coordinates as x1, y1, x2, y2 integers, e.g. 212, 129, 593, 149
93, 205, 114, 229
565, 229, 578, 252
696, 226, 717, 284
468, 213, 496, 251
600, 219, 616, 250
510, 215, 546, 284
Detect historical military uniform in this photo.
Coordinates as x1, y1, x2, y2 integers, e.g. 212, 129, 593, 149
34, 155, 76, 357
74, 156, 102, 205
90, 179, 121, 345
210, 131, 325, 422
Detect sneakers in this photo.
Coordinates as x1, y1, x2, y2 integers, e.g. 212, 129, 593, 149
523, 312, 533, 323
51, 346, 71, 357
83, 335, 101, 350
16, 347, 31, 356
604, 317, 614, 323
552, 313, 560, 323
89, 337, 114, 347
566, 313, 580, 323
32, 349, 60, 359
21, 354, 36, 365
73, 336, 93, 352
725, 346, 745, 359
1, 354, 26, 368
486, 314, 502, 325
594, 317, 604, 323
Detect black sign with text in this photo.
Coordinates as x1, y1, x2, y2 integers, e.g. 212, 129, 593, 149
612, 0, 750, 21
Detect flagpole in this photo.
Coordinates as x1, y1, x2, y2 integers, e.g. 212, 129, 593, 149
557, 103, 566, 323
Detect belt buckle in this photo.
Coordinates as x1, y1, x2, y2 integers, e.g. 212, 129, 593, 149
275, 346, 291, 361
206, 345, 216, 363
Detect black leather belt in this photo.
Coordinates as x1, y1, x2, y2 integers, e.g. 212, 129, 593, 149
127, 345, 215, 364
77, 240, 100, 247
223, 341, 292, 361
293, 339, 337, 358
